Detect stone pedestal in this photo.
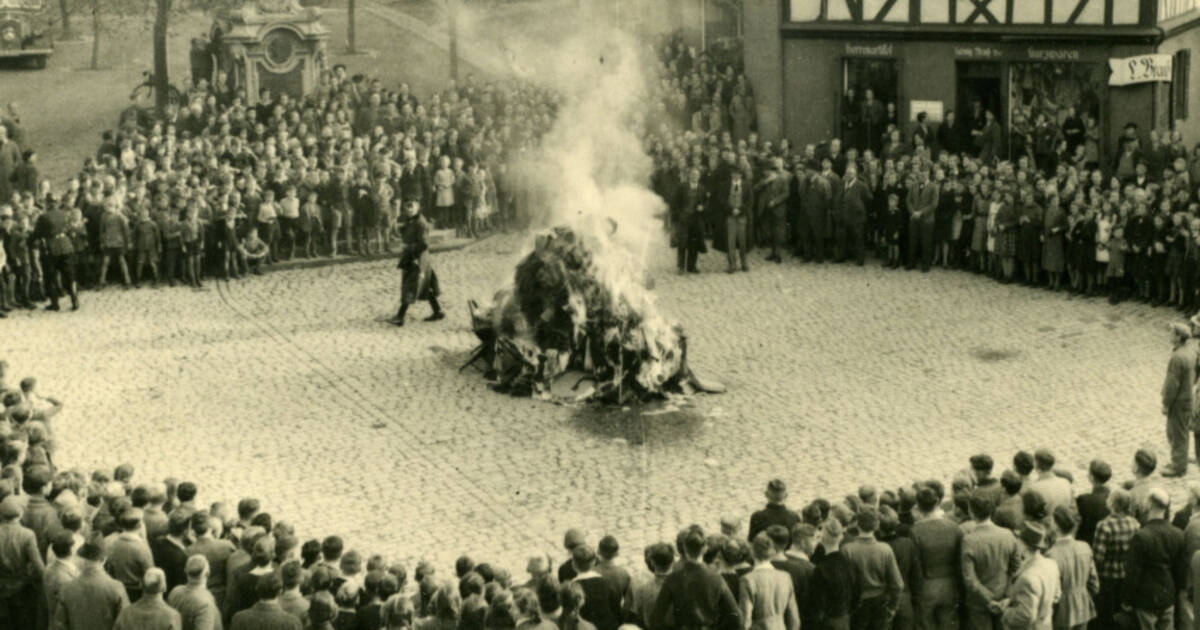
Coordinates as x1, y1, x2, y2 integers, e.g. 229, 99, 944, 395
211, 0, 329, 105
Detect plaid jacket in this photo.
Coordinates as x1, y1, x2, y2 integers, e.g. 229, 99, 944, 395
1093, 514, 1140, 579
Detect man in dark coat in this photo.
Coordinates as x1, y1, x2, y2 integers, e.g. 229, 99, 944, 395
905, 170, 939, 272
840, 165, 873, 266
860, 89, 885, 154
761, 158, 791, 263
723, 169, 752, 273
672, 168, 708, 274
650, 526, 741, 630
33, 197, 79, 311
1124, 488, 1187, 630
799, 163, 831, 263
391, 200, 443, 326
1161, 323, 1198, 477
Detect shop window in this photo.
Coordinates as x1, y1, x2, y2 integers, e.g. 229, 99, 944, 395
840, 58, 899, 154
1008, 62, 1104, 162
1174, 49, 1190, 122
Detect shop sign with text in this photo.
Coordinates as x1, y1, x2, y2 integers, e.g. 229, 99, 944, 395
1108, 54, 1173, 86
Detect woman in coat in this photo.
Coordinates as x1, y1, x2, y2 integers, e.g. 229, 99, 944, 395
739, 534, 800, 630
1042, 194, 1067, 290
971, 180, 992, 273
993, 188, 1019, 282
1046, 507, 1098, 630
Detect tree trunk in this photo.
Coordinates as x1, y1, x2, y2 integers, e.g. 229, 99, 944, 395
59, 0, 72, 39
153, 0, 172, 113
89, 0, 99, 70
347, 0, 356, 53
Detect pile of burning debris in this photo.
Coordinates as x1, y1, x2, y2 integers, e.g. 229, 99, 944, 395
469, 225, 723, 404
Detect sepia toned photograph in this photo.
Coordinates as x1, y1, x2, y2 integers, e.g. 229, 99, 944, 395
7, 1, 1200, 630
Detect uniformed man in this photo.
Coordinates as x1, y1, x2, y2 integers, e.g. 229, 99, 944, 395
391, 199, 443, 326
33, 197, 79, 311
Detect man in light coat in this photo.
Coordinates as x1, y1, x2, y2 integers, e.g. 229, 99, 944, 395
999, 522, 1060, 630
1162, 323, 1198, 477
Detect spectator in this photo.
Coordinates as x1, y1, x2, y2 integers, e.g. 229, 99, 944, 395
229, 573, 300, 630
1075, 460, 1112, 546
185, 512, 236, 606
650, 526, 741, 630
168, 554, 220, 630
876, 508, 919, 630
749, 479, 800, 544
114, 567, 182, 630
277, 559, 309, 622
106, 507, 155, 601
55, 537, 129, 630
558, 529, 586, 584
738, 532, 799, 630
999, 522, 1060, 630
151, 508, 192, 593
994, 470, 1025, 532
628, 543, 673, 628
44, 530, 80, 623
961, 488, 1021, 630
1046, 506, 1099, 630
1124, 488, 1187, 630
1026, 449, 1074, 513
910, 485, 962, 630
0, 493, 42, 626
810, 517, 859, 630
841, 508, 902, 630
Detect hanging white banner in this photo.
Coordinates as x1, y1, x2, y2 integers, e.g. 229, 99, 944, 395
1109, 54, 1173, 86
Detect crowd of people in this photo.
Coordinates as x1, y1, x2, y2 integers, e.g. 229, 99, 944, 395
3, 342, 1200, 630
0, 61, 567, 315
650, 47, 1200, 313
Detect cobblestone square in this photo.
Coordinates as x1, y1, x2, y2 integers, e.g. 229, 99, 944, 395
5, 235, 1182, 572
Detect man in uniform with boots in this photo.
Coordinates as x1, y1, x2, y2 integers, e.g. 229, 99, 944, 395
33, 196, 79, 312
391, 199, 444, 326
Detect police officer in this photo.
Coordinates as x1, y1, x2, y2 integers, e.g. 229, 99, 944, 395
34, 196, 79, 311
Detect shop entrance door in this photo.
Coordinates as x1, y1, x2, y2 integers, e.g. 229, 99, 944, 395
957, 61, 1003, 129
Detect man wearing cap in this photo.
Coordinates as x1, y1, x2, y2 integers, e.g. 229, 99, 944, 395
1162, 323, 1198, 477
0, 494, 43, 628
1130, 449, 1159, 522
114, 568, 182, 630
749, 480, 801, 543
55, 537, 130, 630
558, 529, 588, 583
1123, 488, 1187, 630
33, 195, 80, 311
650, 526, 742, 630
962, 489, 1022, 630
997, 522, 1060, 630
168, 555, 220, 630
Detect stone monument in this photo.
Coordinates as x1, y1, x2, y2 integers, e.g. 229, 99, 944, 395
210, 0, 329, 105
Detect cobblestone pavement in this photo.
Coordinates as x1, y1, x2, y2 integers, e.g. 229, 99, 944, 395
4, 234, 1189, 575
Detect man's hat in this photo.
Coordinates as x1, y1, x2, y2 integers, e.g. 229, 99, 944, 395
1017, 520, 1050, 551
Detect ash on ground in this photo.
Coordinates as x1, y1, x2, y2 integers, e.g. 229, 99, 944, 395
470, 225, 723, 405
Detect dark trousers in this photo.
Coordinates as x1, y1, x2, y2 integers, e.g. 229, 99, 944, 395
1094, 577, 1125, 630
163, 245, 181, 285
852, 595, 890, 630
799, 214, 826, 262
964, 607, 1002, 630
1168, 408, 1191, 472
44, 254, 77, 307
893, 592, 916, 630
907, 219, 935, 270
676, 245, 698, 272
770, 210, 788, 256
917, 576, 959, 630
0, 583, 38, 629
840, 222, 866, 264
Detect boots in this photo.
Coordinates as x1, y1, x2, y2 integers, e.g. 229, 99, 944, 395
390, 304, 408, 327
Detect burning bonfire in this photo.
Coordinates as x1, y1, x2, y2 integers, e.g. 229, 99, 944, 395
470, 224, 724, 404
